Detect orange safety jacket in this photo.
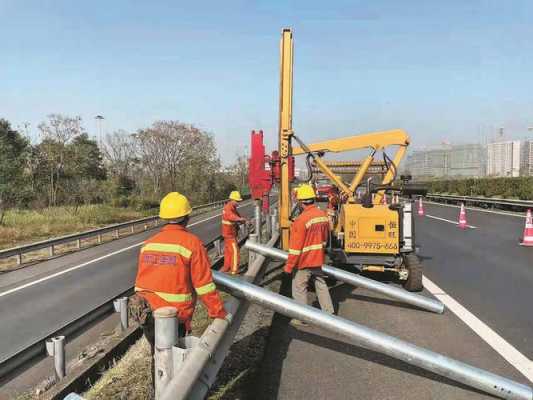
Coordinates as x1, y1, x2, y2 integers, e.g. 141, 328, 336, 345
285, 204, 329, 273
222, 201, 244, 238
134, 224, 227, 328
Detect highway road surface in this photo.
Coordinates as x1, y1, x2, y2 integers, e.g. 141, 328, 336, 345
255, 201, 533, 399
0, 201, 255, 387
2, 199, 533, 399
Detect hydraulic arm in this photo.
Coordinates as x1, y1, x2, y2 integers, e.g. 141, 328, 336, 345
292, 129, 410, 202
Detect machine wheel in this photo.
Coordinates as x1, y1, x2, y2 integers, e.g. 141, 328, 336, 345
403, 254, 423, 292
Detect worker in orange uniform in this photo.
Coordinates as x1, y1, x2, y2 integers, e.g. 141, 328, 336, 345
133, 192, 227, 349
326, 187, 340, 230
221, 190, 246, 274
284, 184, 334, 327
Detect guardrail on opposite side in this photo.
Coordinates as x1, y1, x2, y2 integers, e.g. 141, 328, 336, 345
426, 193, 533, 210
0, 199, 233, 265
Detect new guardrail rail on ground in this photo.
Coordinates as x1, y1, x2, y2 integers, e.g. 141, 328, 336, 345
0, 199, 232, 265
426, 194, 533, 210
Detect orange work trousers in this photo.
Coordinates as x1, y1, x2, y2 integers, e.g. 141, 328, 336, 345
221, 238, 240, 274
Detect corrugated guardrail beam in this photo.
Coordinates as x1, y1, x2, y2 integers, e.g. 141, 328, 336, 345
0, 198, 243, 264
426, 194, 533, 209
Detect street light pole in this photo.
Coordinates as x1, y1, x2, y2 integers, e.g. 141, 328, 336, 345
95, 115, 105, 146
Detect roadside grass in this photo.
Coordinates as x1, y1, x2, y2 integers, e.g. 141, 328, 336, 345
0, 205, 155, 250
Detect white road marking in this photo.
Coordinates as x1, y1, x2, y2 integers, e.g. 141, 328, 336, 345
0, 210, 231, 298
423, 276, 533, 383
426, 201, 526, 218
424, 214, 477, 229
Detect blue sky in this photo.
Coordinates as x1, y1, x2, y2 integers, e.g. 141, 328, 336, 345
1, 0, 532, 164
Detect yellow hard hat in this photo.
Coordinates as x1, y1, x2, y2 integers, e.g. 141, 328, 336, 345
229, 191, 243, 202
296, 184, 316, 200
159, 192, 192, 219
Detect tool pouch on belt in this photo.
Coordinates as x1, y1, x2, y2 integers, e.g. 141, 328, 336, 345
128, 293, 153, 326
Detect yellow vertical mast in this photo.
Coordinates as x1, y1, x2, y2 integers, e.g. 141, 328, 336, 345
278, 28, 294, 250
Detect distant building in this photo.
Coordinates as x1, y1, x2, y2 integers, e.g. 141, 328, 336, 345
405, 143, 485, 179
487, 140, 521, 177
448, 144, 485, 177
520, 140, 533, 176
404, 148, 448, 179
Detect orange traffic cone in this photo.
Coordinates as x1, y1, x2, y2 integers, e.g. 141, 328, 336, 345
519, 209, 533, 246
458, 203, 467, 229
417, 197, 424, 216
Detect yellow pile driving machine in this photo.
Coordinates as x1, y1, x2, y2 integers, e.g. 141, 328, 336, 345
277, 28, 426, 291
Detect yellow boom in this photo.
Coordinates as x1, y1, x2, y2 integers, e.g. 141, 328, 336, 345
292, 129, 409, 203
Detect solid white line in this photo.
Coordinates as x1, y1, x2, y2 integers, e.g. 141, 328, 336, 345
426, 201, 526, 219
423, 276, 533, 383
0, 211, 228, 298
425, 214, 477, 229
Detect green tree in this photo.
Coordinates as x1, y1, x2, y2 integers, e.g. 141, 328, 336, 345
0, 119, 29, 224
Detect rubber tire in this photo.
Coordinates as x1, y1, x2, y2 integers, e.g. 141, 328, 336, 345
402, 254, 424, 292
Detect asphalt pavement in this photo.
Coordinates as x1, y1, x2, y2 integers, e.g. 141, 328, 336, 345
254, 201, 533, 399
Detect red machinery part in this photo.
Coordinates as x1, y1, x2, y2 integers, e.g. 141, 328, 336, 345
248, 130, 273, 201
271, 151, 294, 183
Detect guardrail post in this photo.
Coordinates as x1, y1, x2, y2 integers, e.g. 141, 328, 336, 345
131, 224, 135, 234
265, 210, 272, 240
214, 239, 222, 257
49, 245, 55, 257
113, 297, 129, 332
248, 233, 258, 264
271, 208, 279, 232
115, 229, 120, 239
97, 233, 102, 244
76, 239, 81, 250
16, 252, 22, 265
46, 335, 66, 380
254, 201, 262, 243
154, 307, 178, 399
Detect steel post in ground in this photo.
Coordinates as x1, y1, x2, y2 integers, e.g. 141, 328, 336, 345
154, 307, 178, 399
271, 208, 279, 231
243, 241, 445, 314
213, 272, 532, 400
254, 201, 262, 243
248, 234, 258, 265
45, 335, 66, 380
265, 209, 272, 240
214, 239, 222, 257
113, 297, 129, 332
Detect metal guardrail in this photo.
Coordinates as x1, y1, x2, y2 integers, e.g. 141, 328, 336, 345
0, 225, 252, 382
426, 194, 533, 210
0, 199, 230, 265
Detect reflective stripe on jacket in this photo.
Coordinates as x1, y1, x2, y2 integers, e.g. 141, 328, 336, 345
135, 224, 226, 325
222, 201, 243, 238
285, 204, 329, 273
